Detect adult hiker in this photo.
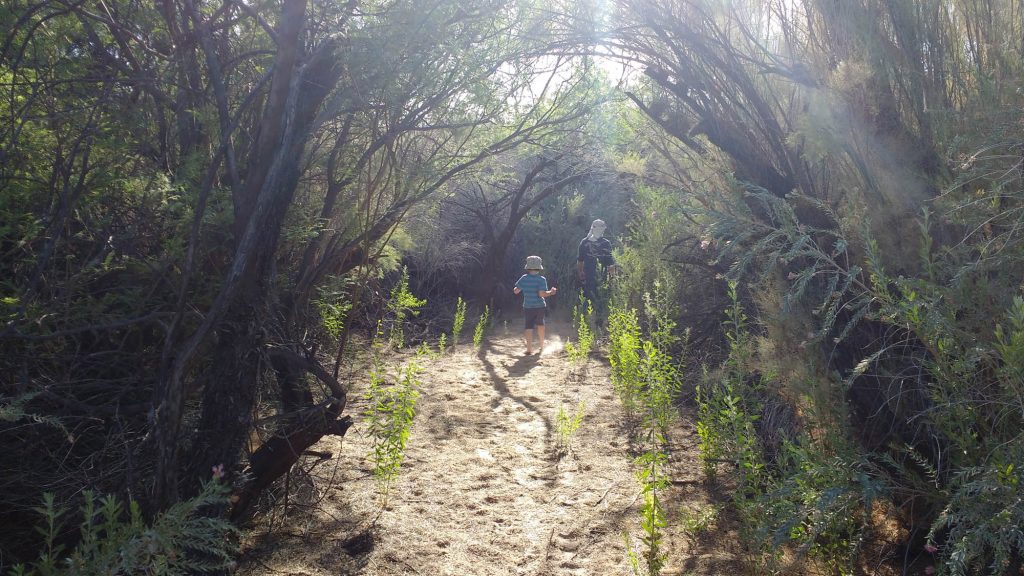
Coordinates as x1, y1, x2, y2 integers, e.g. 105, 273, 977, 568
576, 219, 617, 325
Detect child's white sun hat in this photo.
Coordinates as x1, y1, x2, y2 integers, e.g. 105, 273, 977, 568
524, 255, 544, 270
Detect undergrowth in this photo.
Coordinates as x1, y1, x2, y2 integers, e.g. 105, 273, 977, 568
472, 305, 490, 349
9, 480, 237, 576
694, 187, 1024, 573
364, 359, 422, 507
565, 294, 594, 367
609, 283, 683, 576
450, 297, 467, 348
555, 400, 586, 456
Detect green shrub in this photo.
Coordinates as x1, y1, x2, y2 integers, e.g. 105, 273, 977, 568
760, 437, 886, 575
695, 380, 763, 491
472, 305, 490, 348
450, 297, 467, 347
565, 295, 594, 366
608, 306, 643, 417
555, 401, 586, 455
10, 481, 237, 576
679, 504, 720, 538
639, 339, 681, 442
315, 277, 353, 341
364, 361, 422, 506
386, 267, 426, 349
642, 281, 681, 353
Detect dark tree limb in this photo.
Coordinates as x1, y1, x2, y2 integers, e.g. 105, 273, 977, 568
229, 400, 352, 522
266, 345, 347, 399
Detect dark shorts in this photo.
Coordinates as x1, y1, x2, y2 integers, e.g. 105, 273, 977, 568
523, 307, 546, 330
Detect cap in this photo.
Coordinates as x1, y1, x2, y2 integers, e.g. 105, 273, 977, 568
524, 255, 543, 270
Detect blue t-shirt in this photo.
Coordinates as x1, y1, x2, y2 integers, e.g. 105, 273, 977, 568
515, 273, 548, 309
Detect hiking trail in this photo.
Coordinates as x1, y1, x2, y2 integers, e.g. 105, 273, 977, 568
238, 319, 745, 575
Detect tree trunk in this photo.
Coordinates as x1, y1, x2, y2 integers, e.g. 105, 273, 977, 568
150, 0, 345, 509
184, 294, 263, 490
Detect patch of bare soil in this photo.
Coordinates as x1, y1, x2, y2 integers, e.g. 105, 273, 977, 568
237, 320, 748, 575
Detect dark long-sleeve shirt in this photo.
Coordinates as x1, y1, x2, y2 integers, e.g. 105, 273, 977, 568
577, 237, 614, 288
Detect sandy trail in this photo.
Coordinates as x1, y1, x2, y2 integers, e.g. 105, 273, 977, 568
238, 320, 742, 575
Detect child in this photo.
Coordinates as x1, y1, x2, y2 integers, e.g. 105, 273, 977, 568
513, 255, 557, 355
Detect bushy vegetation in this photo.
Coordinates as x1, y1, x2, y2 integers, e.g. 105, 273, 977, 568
385, 267, 427, 349
602, 1, 1024, 573
472, 305, 491, 349
608, 286, 684, 576
608, 306, 644, 417
10, 481, 237, 576
365, 360, 423, 507
555, 401, 586, 456
4, 0, 1024, 571
565, 295, 595, 367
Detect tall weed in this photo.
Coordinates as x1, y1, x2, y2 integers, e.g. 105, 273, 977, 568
386, 267, 426, 349
472, 305, 490, 349
639, 339, 682, 442
364, 361, 422, 506
555, 401, 586, 456
450, 296, 467, 347
627, 450, 669, 576
608, 306, 642, 417
609, 294, 682, 575
565, 295, 595, 366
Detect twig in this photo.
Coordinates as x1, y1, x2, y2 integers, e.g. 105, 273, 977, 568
398, 559, 422, 574
543, 526, 556, 562
594, 480, 620, 506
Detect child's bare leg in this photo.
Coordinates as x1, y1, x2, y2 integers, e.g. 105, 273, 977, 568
536, 324, 546, 354
523, 329, 533, 354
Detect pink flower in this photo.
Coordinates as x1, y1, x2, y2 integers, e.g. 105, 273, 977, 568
924, 544, 938, 554
924, 566, 934, 575
212, 464, 226, 480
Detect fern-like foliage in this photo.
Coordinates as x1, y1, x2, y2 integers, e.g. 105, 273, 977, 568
10, 481, 237, 576
928, 450, 1024, 575
0, 391, 66, 433
706, 187, 875, 347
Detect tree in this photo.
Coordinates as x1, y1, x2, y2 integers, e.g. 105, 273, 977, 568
445, 144, 597, 307
0, 1, 602, 555
606, 0, 1024, 571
